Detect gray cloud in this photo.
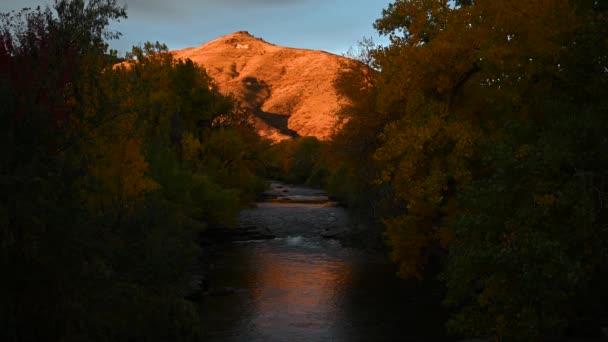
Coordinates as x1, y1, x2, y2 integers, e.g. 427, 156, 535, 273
204, 0, 307, 4
122, 0, 309, 11
117, 0, 312, 21
124, 0, 307, 6
1, 0, 392, 58
1, 0, 308, 17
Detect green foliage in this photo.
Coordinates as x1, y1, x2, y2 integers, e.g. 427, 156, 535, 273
327, 45, 404, 218
116, 40, 267, 208
198, 128, 267, 203
368, 0, 599, 279
264, 136, 328, 186
445, 104, 608, 340
0, 1, 268, 340
332, 0, 608, 339
147, 143, 241, 227
441, 2, 608, 339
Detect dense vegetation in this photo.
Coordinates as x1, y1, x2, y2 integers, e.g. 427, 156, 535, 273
2, 0, 607, 341
0, 1, 266, 340
326, 0, 608, 340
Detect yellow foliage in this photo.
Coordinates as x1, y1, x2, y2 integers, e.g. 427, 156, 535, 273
182, 132, 202, 162
384, 214, 437, 279
374, 99, 478, 277
534, 193, 556, 208
436, 226, 453, 248
86, 113, 159, 212
515, 144, 532, 161
370, 0, 582, 281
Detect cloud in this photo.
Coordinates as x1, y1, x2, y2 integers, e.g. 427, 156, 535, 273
205, 0, 307, 4
2, 0, 391, 58
125, 0, 307, 5
122, 0, 309, 12
1, 0, 313, 20
117, 0, 311, 21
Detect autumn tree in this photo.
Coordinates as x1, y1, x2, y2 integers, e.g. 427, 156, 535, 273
352, 0, 605, 339
327, 44, 392, 217
332, 0, 608, 339
0, 1, 237, 340
372, 0, 485, 279
442, 1, 608, 339
119, 42, 266, 214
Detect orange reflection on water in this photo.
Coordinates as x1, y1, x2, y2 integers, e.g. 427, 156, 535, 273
247, 247, 353, 331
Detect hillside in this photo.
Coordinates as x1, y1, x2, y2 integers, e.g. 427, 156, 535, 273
172, 31, 365, 141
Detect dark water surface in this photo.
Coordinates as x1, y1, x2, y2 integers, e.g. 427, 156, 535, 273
198, 235, 452, 341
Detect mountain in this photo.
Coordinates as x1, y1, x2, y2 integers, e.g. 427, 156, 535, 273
171, 31, 365, 141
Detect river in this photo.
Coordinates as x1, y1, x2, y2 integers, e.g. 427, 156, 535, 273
196, 182, 452, 341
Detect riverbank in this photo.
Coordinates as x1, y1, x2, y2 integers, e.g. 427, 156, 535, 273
193, 181, 453, 340
200, 181, 384, 250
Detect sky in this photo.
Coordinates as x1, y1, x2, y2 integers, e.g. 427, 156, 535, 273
0, 0, 393, 56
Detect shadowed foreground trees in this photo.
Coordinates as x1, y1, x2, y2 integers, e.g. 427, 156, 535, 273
0, 1, 266, 341
330, 0, 608, 340
2, 0, 607, 340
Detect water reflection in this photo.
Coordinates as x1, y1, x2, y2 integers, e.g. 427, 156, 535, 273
247, 238, 352, 340
199, 237, 451, 341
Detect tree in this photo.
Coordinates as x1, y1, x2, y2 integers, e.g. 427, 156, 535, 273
443, 2, 608, 339
0, 2, 205, 340
360, 0, 608, 339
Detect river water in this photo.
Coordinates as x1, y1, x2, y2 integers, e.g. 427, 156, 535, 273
197, 183, 452, 341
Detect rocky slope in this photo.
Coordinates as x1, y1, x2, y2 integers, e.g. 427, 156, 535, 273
171, 31, 365, 141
